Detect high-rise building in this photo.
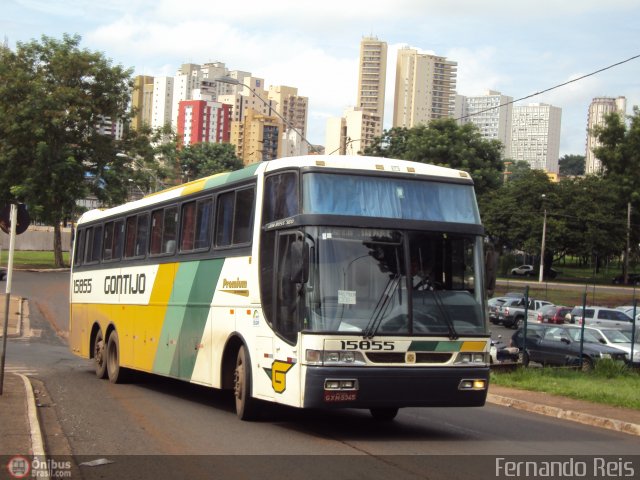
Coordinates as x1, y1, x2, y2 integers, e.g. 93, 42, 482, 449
230, 109, 282, 165
218, 77, 274, 123
585, 96, 626, 174
151, 77, 174, 131
131, 75, 154, 131
325, 107, 381, 155
456, 90, 513, 158
511, 103, 562, 172
177, 100, 231, 147
393, 47, 457, 128
356, 36, 387, 138
268, 85, 309, 156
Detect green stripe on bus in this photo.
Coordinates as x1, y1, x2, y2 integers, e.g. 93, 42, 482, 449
408, 341, 463, 352
153, 259, 223, 377
173, 259, 224, 380
202, 163, 260, 191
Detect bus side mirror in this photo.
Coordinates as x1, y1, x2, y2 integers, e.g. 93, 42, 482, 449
290, 238, 309, 284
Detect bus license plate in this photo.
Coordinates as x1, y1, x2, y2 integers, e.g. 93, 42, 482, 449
324, 391, 357, 402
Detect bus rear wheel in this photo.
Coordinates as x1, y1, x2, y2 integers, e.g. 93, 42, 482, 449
370, 407, 399, 421
106, 330, 126, 384
234, 345, 259, 421
94, 329, 107, 379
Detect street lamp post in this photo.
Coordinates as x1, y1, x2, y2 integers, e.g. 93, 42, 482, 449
538, 194, 547, 283
214, 76, 314, 155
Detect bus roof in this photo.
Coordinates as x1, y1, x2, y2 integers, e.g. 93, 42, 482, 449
76, 155, 472, 225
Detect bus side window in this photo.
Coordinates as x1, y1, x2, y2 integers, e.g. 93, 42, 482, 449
102, 221, 114, 261
135, 214, 149, 257
74, 229, 85, 267
263, 173, 298, 224
233, 188, 255, 244
112, 220, 124, 260
124, 216, 137, 258
215, 192, 235, 247
181, 198, 212, 252
150, 209, 164, 255
83, 225, 103, 264
163, 206, 178, 254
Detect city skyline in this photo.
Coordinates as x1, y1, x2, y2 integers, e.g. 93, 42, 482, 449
3, 0, 639, 157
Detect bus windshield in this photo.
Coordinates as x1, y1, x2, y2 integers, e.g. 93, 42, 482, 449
303, 172, 480, 224
303, 227, 486, 336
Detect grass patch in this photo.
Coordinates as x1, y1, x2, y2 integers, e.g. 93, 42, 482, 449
491, 361, 640, 410
0, 251, 69, 269
494, 283, 638, 308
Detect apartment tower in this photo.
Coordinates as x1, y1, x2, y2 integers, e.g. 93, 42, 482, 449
456, 90, 514, 158
393, 47, 457, 128
511, 103, 562, 173
356, 36, 387, 140
131, 75, 154, 131
585, 96, 626, 174
268, 85, 309, 156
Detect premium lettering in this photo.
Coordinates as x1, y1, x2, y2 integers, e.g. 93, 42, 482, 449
223, 278, 247, 289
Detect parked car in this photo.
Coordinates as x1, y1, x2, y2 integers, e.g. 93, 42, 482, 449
510, 265, 535, 276
569, 306, 634, 327
616, 306, 640, 322
580, 326, 640, 366
488, 296, 512, 324
612, 273, 640, 285
493, 298, 526, 328
536, 305, 572, 324
526, 300, 554, 324
510, 324, 628, 370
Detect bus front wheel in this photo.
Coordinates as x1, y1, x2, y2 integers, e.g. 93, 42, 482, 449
234, 346, 259, 421
94, 329, 107, 379
106, 330, 126, 384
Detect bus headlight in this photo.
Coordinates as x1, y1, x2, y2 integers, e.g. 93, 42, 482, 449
305, 350, 366, 366
454, 352, 488, 365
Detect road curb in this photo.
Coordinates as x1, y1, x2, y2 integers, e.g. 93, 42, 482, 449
487, 393, 640, 437
17, 373, 49, 478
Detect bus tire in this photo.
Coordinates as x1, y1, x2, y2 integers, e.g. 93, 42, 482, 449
370, 407, 399, 421
234, 345, 259, 421
106, 330, 127, 384
94, 329, 107, 379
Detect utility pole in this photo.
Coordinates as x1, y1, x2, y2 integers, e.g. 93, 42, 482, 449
538, 195, 547, 283
625, 202, 631, 284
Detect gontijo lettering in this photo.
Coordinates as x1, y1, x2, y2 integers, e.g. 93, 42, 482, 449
104, 273, 146, 295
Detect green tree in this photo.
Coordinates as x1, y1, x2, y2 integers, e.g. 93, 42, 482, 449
558, 154, 585, 176
479, 170, 565, 271
504, 160, 531, 182
0, 34, 133, 266
592, 107, 640, 277
364, 119, 504, 197
175, 142, 243, 182
558, 176, 627, 272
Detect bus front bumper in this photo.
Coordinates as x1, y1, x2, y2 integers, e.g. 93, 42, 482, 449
303, 365, 489, 409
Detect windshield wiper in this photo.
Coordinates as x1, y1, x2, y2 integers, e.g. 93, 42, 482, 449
363, 274, 400, 339
429, 288, 459, 340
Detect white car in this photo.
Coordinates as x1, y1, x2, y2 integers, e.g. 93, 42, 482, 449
510, 265, 535, 276
581, 326, 639, 365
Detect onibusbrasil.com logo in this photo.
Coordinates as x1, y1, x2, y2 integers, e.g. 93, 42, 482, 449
6, 456, 72, 478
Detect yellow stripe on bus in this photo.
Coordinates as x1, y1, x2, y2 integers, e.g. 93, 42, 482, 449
460, 341, 487, 352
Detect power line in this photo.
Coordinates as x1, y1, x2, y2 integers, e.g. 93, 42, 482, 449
456, 54, 640, 121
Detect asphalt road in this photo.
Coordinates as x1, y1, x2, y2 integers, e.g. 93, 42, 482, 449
4, 271, 640, 480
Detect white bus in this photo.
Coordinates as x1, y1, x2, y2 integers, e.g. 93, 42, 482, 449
69, 155, 491, 421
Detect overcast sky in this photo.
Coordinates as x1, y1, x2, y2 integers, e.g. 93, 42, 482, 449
3, 0, 639, 156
